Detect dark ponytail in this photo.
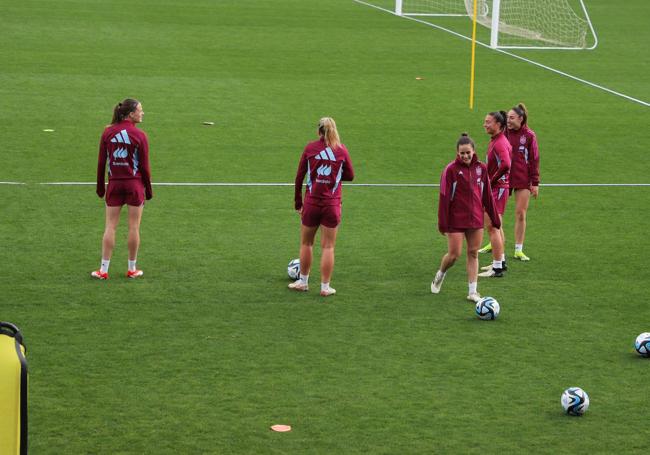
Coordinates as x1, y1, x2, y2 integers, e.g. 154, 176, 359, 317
511, 103, 528, 125
456, 132, 475, 151
111, 98, 140, 124
489, 110, 507, 131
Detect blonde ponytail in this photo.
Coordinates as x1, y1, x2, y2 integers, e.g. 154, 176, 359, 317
318, 117, 341, 149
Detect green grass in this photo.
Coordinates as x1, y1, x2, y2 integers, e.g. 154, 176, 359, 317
1, 0, 649, 453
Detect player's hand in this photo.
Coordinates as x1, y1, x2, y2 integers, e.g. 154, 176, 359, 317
96, 187, 105, 198
531, 185, 539, 198
296, 207, 302, 216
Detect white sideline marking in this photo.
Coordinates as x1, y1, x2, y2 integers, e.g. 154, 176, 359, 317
352, 0, 650, 108
18, 181, 650, 187
0, 181, 25, 185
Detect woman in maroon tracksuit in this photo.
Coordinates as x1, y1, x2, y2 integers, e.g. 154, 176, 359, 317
478, 111, 512, 278
431, 133, 501, 303
506, 103, 540, 261
91, 99, 152, 280
289, 117, 355, 297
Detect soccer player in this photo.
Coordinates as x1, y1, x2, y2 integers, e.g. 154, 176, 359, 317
91, 99, 152, 280
431, 133, 501, 303
478, 111, 512, 278
505, 103, 539, 261
289, 117, 355, 297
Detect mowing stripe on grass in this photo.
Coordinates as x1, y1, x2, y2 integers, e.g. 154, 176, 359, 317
352, 0, 650, 108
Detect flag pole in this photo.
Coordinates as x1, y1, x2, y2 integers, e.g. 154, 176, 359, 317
469, 0, 478, 109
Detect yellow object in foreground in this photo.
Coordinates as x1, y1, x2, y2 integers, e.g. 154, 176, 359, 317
469, 0, 479, 109
0, 322, 28, 455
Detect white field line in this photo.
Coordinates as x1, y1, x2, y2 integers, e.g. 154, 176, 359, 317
11, 181, 650, 187
352, 0, 650, 108
0, 181, 26, 185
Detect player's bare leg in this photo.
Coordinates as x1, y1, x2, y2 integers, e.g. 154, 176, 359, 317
431, 232, 463, 294
465, 228, 483, 301
289, 224, 317, 291
514, 189, 531, 261
479, 213, 505, 278
320, 225, 338, 296
126, 204, 144, 278
102, 206, 121, 260
92, 205, 121, 279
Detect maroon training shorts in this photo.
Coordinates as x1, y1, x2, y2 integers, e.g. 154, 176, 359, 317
106, 180, 144, 207
492, 187, 509, 215
301, 203, 341, 228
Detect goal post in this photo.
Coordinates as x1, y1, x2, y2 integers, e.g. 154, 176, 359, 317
395, 0, 598, 50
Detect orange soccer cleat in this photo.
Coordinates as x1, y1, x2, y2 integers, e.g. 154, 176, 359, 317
126, 269, 144, 279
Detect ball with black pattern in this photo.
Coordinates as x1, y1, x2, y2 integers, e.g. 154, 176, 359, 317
287, 259, 300, 280
635, 332, 650, 357
475, 297, 500, 320
561, 387, 590, 416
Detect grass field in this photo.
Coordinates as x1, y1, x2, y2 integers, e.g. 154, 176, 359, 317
1, 0, 649, 453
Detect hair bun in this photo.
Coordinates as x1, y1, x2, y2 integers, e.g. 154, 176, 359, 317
461, 132, 468, 137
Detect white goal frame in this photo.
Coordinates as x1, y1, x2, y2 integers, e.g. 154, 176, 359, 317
395, 0, 598, 50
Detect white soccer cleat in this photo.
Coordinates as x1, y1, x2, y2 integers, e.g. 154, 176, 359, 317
467, 292, 482, 303
320, 287, 336, 297
478, 268, 504, 278
430, 271, 445, 294
288, 280, 309, 292
480, 264, 493, 271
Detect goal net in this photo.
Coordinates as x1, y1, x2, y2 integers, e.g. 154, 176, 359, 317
395, 0, 597, 49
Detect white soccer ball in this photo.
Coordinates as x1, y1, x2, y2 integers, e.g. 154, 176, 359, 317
287, 259, 300, 280
634, 332, 650, 357
475, 297, 500, 320
561, 387, 589, 416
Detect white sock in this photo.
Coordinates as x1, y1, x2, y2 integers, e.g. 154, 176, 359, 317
128, 260, 137, 272
436, 270, 446, 280
500, 254, 505, 262
493, 260, 502, 270
468, 281, 477, 295
100, 259, 110, 273
299, 274, 309, 284
321, 282, 330, 292
515, 244, 523, 253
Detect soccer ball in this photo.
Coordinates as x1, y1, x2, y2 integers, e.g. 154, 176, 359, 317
287, 259, 300, 280
634, 332, 650, 357
561, 387, 589, 416
475, 297, 500, 320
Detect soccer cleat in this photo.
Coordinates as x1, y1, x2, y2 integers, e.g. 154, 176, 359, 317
288, 280, 309, 292
478, 268, 504, 278
467, 292, 482, 303
126, 269, 144, 279
91, 270, 108, 280
483, 262, 507, 271
320, 287, 336, 297
431, 271, 445, 294
514, 251, 530, 261
478, 243, 492, 254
